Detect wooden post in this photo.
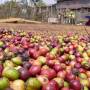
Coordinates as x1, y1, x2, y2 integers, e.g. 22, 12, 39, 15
61, 9, 64, 24
51, 5, 53, 17
10, 0, 13, 17
26, 0, 28, 18
75, 9, 77, 24
46, 6, 49, 21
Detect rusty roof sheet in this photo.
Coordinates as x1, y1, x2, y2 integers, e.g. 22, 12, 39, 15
56, 0, 90, 9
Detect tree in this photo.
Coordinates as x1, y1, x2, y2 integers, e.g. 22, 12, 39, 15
0, 0, 21, 18
36, 0, 45, 7
0, 0, 46, 20
28, 0, 46, 20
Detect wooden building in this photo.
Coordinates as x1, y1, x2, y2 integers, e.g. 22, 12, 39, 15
42, 0, 90, 24
56, 0, 90, 24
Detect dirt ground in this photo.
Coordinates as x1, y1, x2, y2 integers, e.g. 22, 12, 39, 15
0, 23, 90, 35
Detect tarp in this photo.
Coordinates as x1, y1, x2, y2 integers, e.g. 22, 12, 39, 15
0, 18, 41, 24
85, 16, 90, 26
85, 16, 90, 19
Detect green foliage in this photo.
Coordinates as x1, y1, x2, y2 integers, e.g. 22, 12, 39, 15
0, 0, 46, 20
35, 0, 46, 7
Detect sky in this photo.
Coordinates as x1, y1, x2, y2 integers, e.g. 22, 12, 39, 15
43, 0, 57, 5
0, 0, 57, 6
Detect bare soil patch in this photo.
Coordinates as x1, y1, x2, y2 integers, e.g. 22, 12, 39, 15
0, 23, 90, 36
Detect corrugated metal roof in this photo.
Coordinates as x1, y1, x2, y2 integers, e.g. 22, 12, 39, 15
56, 0, 90, 9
